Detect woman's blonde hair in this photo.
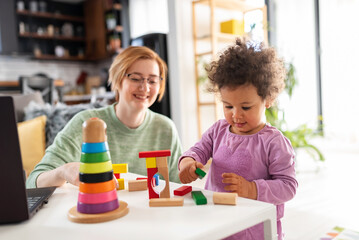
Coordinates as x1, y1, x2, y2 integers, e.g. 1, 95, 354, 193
108, 46, 167, 101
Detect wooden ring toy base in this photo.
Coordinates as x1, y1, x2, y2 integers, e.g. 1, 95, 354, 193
67, 200, 129, 223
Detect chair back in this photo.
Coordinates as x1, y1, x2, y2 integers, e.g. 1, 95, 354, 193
19, 73, 54, 104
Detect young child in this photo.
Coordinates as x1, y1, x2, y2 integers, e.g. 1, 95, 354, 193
179, 38, 298, 240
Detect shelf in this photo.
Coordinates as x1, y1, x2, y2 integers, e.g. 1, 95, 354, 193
197, 33, 247, 43
194, 0, 264, 12
16, 10, 84, 22
19, 33, 85, 42
33, 54, 86, 61
192, 0, 268, 138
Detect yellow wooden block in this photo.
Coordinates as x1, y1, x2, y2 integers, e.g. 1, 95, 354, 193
112, 163, 128, 173
146, 157, 156, 168
117, 178, 125, 190
220, 19, 244, 35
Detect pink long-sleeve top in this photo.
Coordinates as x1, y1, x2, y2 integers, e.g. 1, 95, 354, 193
179, 120, 298, 240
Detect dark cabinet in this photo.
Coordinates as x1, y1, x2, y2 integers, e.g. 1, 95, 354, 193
0, 0, 130, 61
16, 1, 86, 60
0, 0, 19, 55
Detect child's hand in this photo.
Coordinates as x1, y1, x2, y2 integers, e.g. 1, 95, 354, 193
179, 157, 204, 184
222, 173, 257, 200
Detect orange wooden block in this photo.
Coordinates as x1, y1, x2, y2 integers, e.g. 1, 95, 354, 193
82, 118, 107, 143
213, 192, 237, 205
149, 198, 184, 207
128, 179, 147, 191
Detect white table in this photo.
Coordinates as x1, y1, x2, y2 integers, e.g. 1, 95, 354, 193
0, 173, 277, 240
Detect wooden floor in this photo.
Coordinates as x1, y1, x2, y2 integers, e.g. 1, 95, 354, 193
190, 138, 359, 239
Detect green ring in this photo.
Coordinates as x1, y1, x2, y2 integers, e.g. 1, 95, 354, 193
81, 151, 111, 163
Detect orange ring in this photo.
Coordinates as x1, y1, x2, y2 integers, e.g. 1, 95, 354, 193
79, 180, 116, 194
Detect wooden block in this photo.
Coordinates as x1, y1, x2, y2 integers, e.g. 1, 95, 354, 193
112, 163, 128, 173
82, 118, 107, 143
147, 168, 159, 199
114, 173, 120, 179
136, 177, 147, 180
117, 178, 124, 190
195, 168, 206, 179
213, 192, 237, 205
149, 198, 184, 207
153, 174, 159, 186
157, 167, 170, 198
145, 157, 157, 168
156, 157, 168, 168
174, 186, 192, 196
128, 179, 147, 191
191, 191, 207, 205
139, 150, 171, 158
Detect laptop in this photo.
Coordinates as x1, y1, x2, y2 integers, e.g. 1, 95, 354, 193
0, 96, 56, 224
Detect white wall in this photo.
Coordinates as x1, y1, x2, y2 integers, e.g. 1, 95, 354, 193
320, 0, 359, 143
275, 0, 359, 145
168, 0, 197, 150
129, 0, 169, 39
273, 0, 318, 131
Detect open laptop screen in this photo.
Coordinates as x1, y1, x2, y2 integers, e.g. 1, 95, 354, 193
0, 96, 55, 223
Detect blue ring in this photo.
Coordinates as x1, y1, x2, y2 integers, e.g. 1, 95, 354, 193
82, 142, 109, 153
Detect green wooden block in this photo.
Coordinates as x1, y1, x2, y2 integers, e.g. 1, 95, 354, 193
195, 168, 206, 179
191, 191, 207, 205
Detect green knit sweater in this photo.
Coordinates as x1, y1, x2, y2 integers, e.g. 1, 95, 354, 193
26, 103, 182, 188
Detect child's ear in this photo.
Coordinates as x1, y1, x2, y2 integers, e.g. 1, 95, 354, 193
265, 99, 273, 109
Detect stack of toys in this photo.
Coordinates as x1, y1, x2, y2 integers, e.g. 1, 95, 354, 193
68, 118, 129, 223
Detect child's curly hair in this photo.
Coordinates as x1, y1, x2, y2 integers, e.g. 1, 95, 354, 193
207, 38, 286, 103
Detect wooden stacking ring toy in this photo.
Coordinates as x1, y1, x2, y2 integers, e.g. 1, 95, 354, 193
79, 170, 114, 183
79, 160, 112, 174
81, 142, 109, 153
78, 189, 118, 204
80, 151, 111, 163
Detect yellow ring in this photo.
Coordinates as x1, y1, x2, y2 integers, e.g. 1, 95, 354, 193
80, 160, 113, 174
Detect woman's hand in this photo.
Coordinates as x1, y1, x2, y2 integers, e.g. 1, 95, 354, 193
178, 157, 204, 184
37, 162, 80, 188
58, 162, 81, 186
222, 173, 257, 200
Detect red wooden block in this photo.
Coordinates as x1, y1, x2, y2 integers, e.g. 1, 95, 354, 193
114, 173, 120, 179
174, 186, 192, 196
147, 168, 159, 199
139, 150, 171, 158
136, 177, 147, 180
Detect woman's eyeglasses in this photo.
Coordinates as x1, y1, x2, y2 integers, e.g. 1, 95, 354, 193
126, 73, 162, 87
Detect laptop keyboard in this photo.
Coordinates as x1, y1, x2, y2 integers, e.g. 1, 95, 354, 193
27, 196, 42, 209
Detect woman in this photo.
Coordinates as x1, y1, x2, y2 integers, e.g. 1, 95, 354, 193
26, 46, 182, 188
